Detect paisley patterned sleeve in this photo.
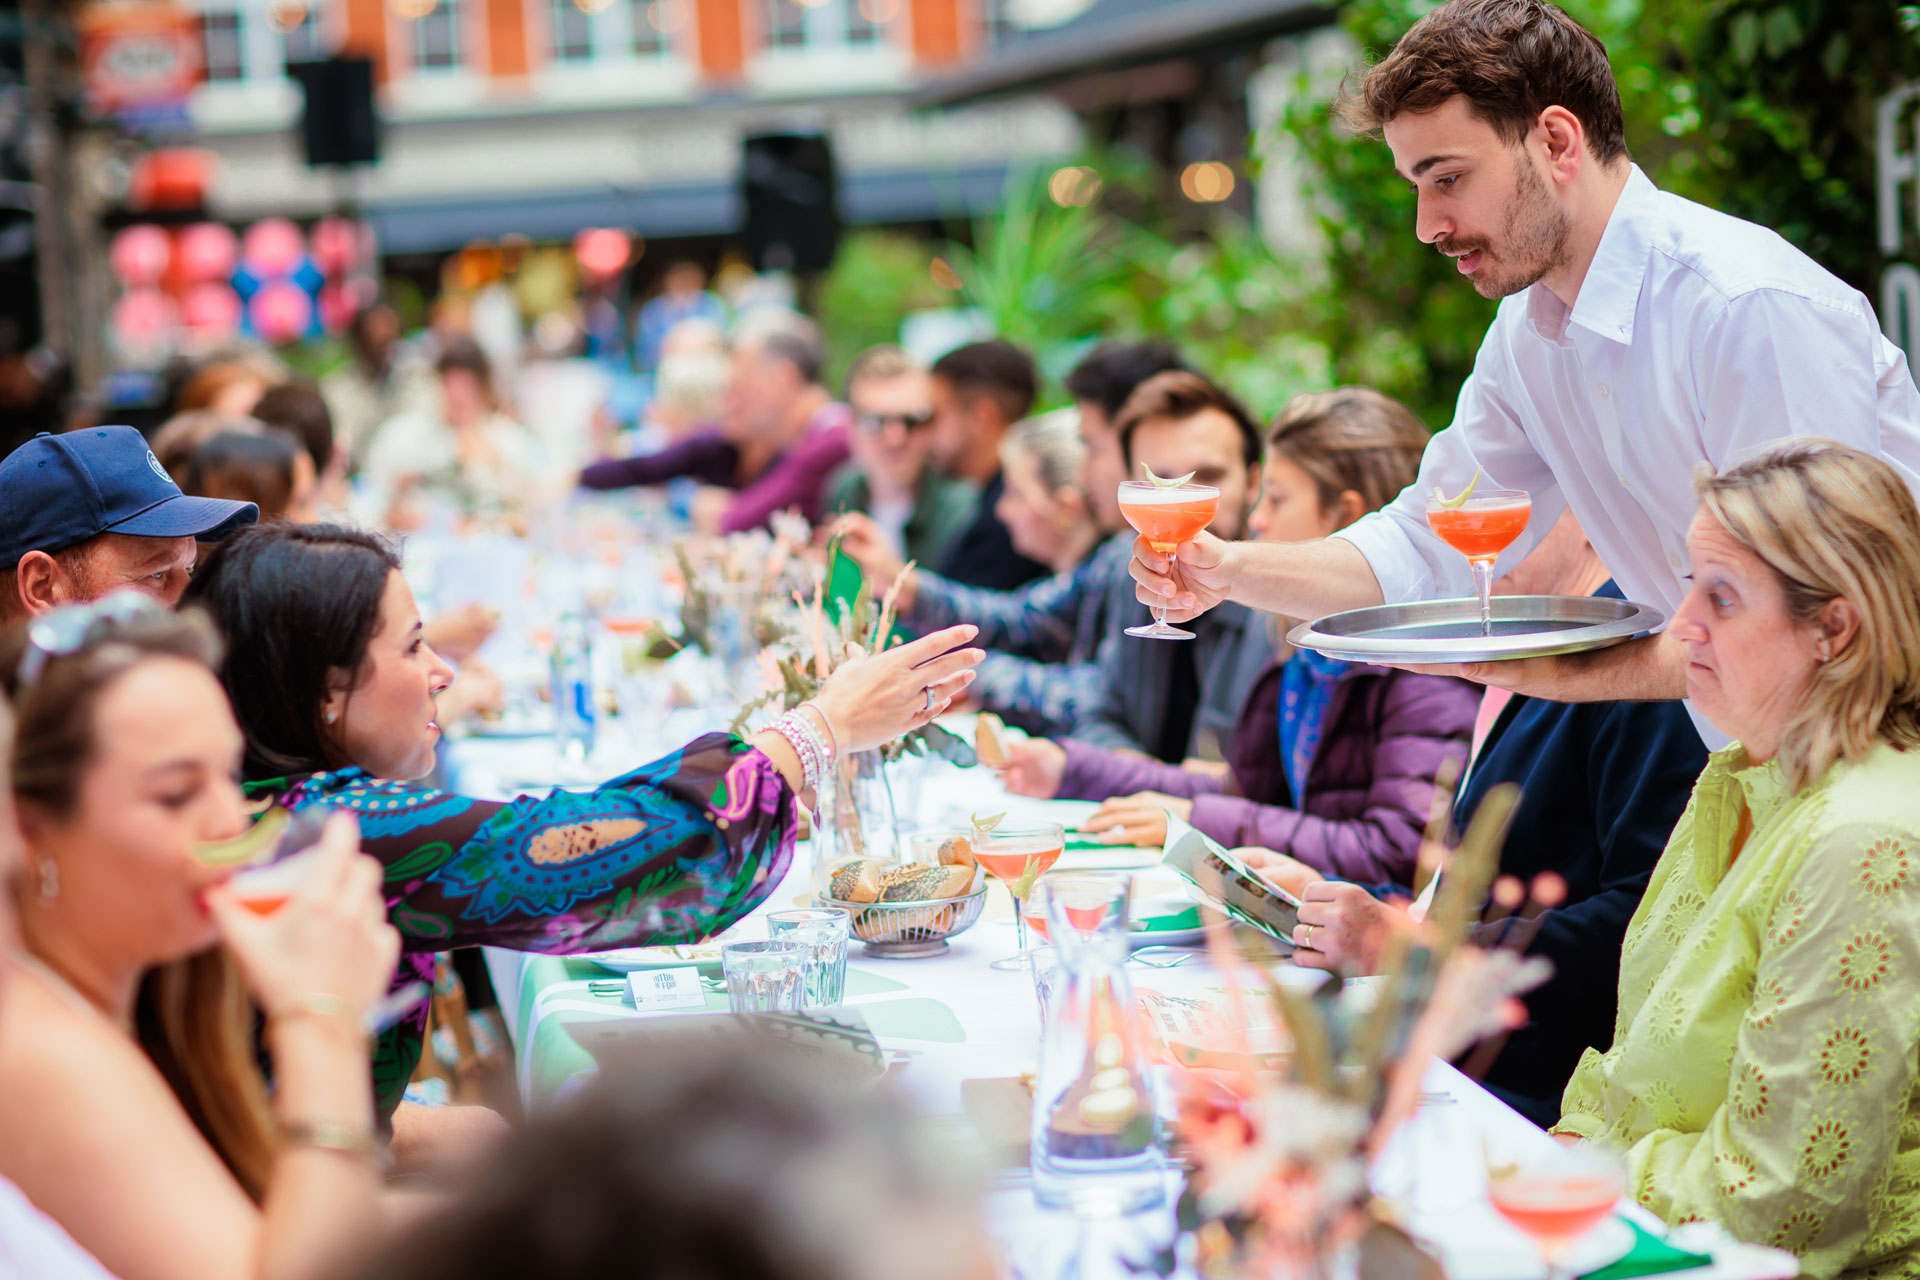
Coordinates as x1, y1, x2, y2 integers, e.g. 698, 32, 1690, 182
298, 731, 798, 954
1619, 820, 1920, 1278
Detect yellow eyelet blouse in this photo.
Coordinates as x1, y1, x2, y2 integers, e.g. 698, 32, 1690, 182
1555, 738, 1920, 1280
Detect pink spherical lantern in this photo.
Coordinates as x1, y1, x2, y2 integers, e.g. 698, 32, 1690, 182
316, 281, 362, 333
111, 288, 179, 350
250, 280, 313, 343
182, 283, 242, 339
242, 218, 306, 279
176, 223, 240, 284
310, 217, 366, 276
110, 225, 171, 288
573, 227, 631, 280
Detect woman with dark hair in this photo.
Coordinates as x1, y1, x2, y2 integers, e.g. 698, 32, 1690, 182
183, 429, 319, 524
0, 595, 399, 1280
182, 522, 982, 1125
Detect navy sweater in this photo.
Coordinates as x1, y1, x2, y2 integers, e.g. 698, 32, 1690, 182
1455, 583, 1710, 1127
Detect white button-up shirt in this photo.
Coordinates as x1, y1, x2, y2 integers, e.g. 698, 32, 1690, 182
1335, 166, 1920, 742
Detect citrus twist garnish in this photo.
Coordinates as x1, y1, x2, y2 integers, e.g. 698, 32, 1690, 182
970, 811, 1005, 838
1143, 465, 1197, 490
1432, 465, 1483, 509
1011, 855, 1044, 901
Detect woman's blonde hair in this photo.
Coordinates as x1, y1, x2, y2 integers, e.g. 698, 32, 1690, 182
1002, 407, 1087, 495
1694, 438, 1920, 790
0, 609, 278, 1201
1267, 387, 1429, 518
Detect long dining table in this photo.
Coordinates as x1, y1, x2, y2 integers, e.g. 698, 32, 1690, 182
447, 718, 1800, 1280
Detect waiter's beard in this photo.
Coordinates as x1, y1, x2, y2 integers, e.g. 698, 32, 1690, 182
1441, 159, 1574, 300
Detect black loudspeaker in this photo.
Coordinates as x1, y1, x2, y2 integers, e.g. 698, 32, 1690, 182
290, 57, 381, 169
740, 132, 841, 274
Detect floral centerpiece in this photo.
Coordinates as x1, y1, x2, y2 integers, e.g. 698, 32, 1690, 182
1144, 783, 1554, 1280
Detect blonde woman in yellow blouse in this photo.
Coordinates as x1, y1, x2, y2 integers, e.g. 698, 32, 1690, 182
1555, 439, 1920, 1280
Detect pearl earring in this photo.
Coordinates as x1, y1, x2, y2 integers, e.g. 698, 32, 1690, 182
326, 711, 338, 724
38, 859, 58, 902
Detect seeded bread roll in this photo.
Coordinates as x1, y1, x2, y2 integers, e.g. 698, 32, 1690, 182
975, 713, 1011, 767
878, 862, 974, 902
826, 857, 883, 904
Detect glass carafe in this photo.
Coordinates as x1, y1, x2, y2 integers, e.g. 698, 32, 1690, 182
1029, 875, 1167, 1214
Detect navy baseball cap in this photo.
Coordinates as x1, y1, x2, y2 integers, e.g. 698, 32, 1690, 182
0, 427, 258, 568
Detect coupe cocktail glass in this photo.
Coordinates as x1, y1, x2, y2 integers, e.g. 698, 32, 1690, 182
1425, 488, 1532, 636
972, 823, 1066, 971
1119, 480, 1219, 641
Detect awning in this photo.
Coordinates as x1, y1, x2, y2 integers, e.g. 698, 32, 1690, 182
365, 161, 1019, 256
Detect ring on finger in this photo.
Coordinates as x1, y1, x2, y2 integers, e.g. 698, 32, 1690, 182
923, 686, 936, 714
1301, 923, 1315, 950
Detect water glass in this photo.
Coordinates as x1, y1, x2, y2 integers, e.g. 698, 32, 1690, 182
1029, 945, 1061, 1026
721, 940, 806, 1015
767, 907, 851, 1008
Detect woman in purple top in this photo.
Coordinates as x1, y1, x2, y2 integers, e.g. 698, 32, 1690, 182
579, 318, 851, 534
1000, 388, 1477, 886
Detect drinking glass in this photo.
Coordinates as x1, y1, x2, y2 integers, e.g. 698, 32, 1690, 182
970, 823, 1066, 971
721, 940, 806, 1014
216, 804, 337, 915
1486, 1143, 1625, 1280
1424, 487, 1532, 636
767, 907, 851, 1009
1118, 480, 1220, 641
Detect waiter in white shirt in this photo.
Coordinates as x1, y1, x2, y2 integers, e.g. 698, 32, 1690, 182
1132, 0, 1920, 743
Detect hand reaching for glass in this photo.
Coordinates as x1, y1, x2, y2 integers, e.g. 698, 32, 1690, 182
1129, 530, 1234, 624
204, 812, 401, 1024
810, 623, 983, 753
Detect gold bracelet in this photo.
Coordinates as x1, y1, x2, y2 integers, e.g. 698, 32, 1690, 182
266, 993, 364, 1038
281, 1118, 388, 1169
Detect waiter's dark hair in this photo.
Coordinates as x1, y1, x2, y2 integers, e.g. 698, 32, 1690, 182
1336, 0, 1628, 166
181, 522, 400, 780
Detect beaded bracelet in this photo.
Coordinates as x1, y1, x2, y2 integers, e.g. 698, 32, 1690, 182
768, 709, 827, 794
797, 701, 840, 756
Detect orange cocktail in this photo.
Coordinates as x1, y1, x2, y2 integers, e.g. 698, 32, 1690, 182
1118, 481, 1220, 641
1486, 1152, 1624, 1280
975, 824, 1066, 970
1425, 487, 1531, 637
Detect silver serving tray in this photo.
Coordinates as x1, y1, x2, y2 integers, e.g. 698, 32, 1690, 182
1287, 594, 1665, 665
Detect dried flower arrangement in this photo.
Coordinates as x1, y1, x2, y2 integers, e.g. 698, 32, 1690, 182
1143, 781, 1554, 1280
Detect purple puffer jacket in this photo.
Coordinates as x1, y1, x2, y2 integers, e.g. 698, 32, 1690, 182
1056, 659, 1477, 885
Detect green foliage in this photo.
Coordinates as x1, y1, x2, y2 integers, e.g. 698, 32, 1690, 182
813, 230, 949, 388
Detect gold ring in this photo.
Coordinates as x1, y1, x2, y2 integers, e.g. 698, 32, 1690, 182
1302, 924, 1315, 949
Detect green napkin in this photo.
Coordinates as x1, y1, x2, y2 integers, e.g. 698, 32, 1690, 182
1133, 905, 1202, 933
1580, 1220, 1712, 1280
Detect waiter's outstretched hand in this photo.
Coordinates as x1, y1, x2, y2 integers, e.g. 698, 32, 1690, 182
1130, 531, 1234, 623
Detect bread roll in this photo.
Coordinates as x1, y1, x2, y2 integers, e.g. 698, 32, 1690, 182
878, 862, 974, 902
975, 712, 1011, 767
937, 835, 976, 870
826, 857, 883, 904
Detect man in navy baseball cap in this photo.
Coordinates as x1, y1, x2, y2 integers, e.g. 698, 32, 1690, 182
0, 426, 257, 622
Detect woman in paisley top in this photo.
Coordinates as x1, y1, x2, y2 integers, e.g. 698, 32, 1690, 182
1555, 441, 1920, 1280
182, 523, 982, 1130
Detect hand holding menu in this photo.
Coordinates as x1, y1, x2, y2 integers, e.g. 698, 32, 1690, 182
1158, 811, 1302, 949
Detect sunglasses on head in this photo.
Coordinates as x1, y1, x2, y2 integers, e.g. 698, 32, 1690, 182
16, 590, 173, 688
855, 410, 935, 436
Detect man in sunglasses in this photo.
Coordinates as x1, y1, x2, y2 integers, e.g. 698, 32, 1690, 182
0, 426, 257, 624
821, 346, 975, 570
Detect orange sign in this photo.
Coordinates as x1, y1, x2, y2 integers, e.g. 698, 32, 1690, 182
79, 2, 203, 118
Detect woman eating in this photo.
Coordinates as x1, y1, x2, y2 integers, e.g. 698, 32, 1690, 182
1555, 441, 1920, 1279
181, 522, 980, 1125
1000, 388, 1477, 884
0, 598, 401, 1280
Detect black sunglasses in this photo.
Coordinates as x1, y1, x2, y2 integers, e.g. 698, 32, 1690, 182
855, 410, 935, 436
